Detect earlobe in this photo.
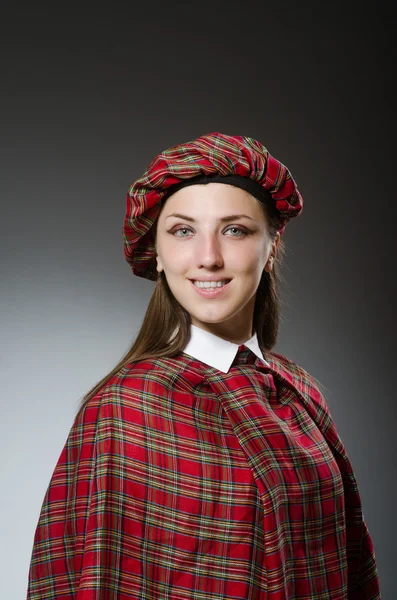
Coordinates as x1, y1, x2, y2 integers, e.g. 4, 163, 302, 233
264, 257, 274, 273
267, 235, 280, 270
264, 238, 278, 273
156, 255, 163, 273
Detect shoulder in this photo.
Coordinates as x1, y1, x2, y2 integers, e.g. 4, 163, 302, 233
71, 356, 205, 446
266, 350, 330, 412
71, 364, 160, 445
82, 355, 201, 416
266, 350, 314, 383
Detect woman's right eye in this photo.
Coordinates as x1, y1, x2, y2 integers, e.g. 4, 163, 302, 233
172, 227, 192, 236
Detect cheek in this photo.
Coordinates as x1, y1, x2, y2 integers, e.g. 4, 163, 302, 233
232, 248, 265, 273
162, 247, 191, 273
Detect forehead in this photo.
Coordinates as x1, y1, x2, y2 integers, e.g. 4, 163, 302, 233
160, 182, 263, 215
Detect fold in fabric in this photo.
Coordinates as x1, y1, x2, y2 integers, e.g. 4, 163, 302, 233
27, 348, 381, 599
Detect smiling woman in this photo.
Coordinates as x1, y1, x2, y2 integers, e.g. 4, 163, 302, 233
154, 179, 280, 340
26, 132, 381, 599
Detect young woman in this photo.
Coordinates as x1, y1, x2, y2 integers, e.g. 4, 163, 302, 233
27, 132, 381, 599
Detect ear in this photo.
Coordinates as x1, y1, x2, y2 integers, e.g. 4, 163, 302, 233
156, 254, 163, 273
264, 257, 274, 273
273, 231, 281, 254
264, 232, 281, 273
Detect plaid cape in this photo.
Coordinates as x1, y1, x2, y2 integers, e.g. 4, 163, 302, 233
27, 348, 381, 599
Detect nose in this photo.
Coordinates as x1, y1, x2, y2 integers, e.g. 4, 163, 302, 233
195, 233, 224, 269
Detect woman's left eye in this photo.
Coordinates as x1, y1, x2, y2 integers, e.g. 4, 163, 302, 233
172, 226, 248, 237
226, 227, 247, 236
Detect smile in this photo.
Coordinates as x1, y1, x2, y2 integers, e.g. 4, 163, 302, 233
189, 279, 232, 298
192, 280, 231, 288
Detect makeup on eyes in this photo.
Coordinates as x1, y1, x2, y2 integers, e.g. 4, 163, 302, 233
169, 225, 252, 237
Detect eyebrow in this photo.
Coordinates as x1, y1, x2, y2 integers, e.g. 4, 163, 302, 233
165, 213, 255, 223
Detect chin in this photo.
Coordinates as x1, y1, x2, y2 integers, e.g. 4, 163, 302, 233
191, 309, 239, 325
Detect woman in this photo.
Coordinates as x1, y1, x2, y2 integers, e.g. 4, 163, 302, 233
27, 132, 381, 599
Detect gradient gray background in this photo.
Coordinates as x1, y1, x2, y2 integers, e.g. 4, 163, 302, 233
1, 2, 395, 597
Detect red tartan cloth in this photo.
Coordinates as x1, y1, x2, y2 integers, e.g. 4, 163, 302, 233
27, 348, 381, 599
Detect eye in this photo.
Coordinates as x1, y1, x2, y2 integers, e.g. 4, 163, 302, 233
170, 226, 249, 237
172, 227, 193, 237
226, 226, 247, 237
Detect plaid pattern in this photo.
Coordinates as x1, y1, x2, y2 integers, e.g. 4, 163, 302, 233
27, 348, 380, 599
123, 132, 304, 281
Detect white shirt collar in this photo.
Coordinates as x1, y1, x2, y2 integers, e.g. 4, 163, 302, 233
182, 323, 270, 373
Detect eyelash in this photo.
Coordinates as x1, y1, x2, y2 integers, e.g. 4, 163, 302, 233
170, 226, 250, 238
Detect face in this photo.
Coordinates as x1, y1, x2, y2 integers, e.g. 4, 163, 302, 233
154, 182, 280, 343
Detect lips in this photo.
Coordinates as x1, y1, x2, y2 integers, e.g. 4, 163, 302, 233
189, 279, 232, 298
189, 279, 232, 284
190, 280, 231, 287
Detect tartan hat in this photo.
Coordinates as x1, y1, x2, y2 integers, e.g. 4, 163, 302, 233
123, 131, 303, 281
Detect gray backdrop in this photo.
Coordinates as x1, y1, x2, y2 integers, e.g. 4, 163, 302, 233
1, 2, 395, 597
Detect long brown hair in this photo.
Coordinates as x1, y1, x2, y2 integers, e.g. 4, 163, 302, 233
76, 195, 286, 415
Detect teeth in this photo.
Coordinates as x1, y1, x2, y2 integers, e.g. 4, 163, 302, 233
193, 280, 229, 288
